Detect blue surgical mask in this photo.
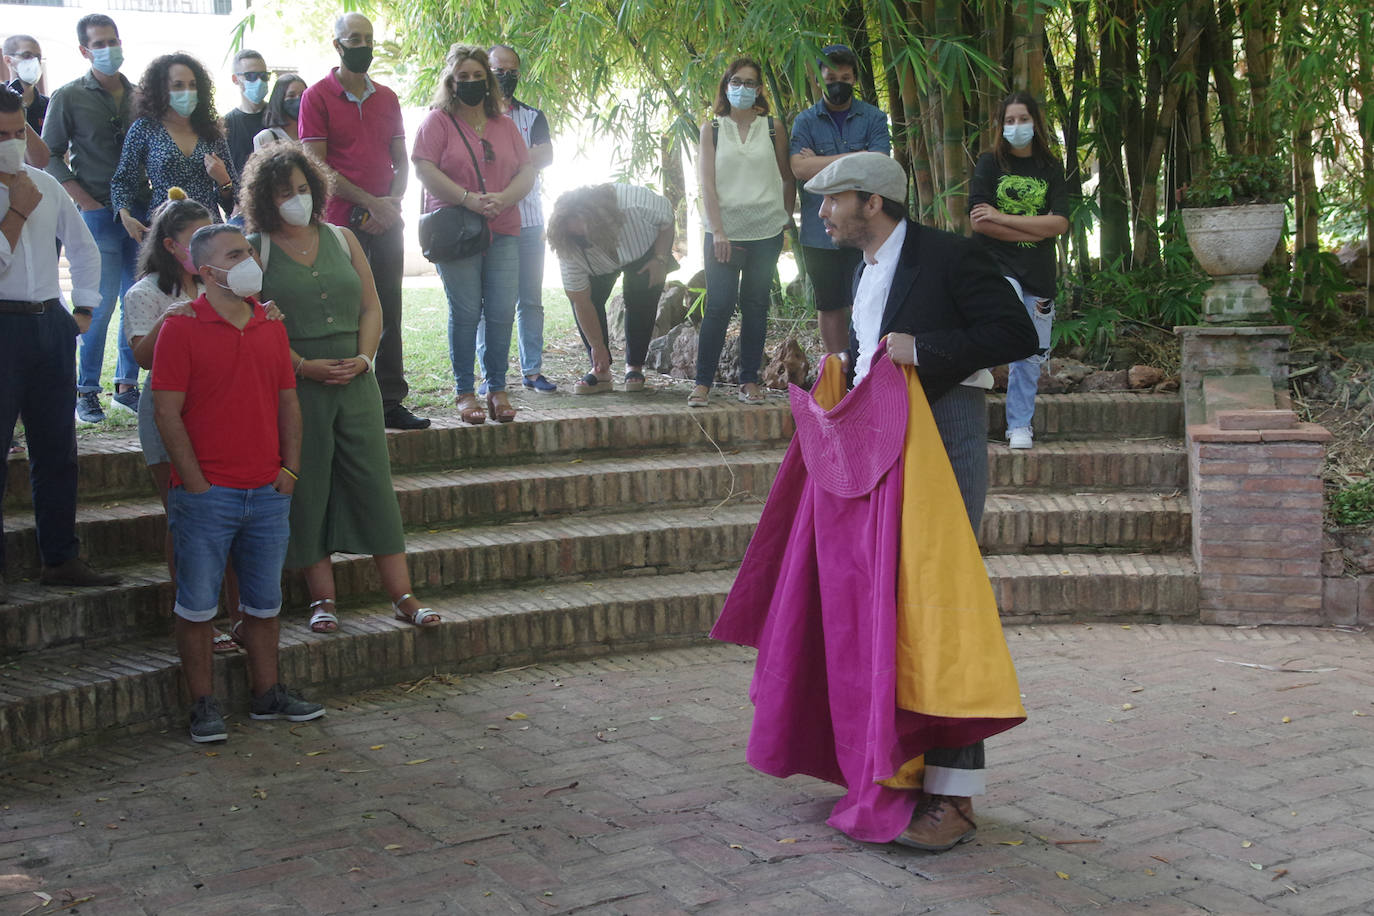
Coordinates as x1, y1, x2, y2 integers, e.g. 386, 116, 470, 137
169, 90, 198, 118
726, 85, 757, 110
243, 77, 269, 104
1003, 122, 1035, 149
88, 45, 123, 76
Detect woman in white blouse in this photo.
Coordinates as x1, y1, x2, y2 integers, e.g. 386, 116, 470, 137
691, 58, 795, 406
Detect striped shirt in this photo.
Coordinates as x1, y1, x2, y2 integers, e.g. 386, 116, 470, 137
557, 184, 673, 293
507, 98, 551, 228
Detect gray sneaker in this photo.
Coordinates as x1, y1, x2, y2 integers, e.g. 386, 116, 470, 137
250, 683, 325, 721
190, 696, 228, 743
110, 387, 139, 415
75, 391, 105, 424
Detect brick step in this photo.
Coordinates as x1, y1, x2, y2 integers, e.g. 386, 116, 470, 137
0, 569, 740, 761
6, 401, 797, 509
0, 505, 764, 655
980, 491, 1191, 553
985, 392, 1182, 440
3, 451, 786, 576
6, 439, 1187, 574
985, 552, 1199, 623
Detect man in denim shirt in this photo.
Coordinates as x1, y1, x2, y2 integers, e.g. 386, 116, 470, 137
789, 44, 891, 355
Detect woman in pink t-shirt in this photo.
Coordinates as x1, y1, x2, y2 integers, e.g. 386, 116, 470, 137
413, 44, 534, 424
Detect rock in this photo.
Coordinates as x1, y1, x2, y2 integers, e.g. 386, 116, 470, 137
645, 322, 694, 373
1037, 364, 1071, 394
716, 334, 741, 385
653, 284, 691, 338
990, 364, 1009, 391
1337, 239, 1368, 286
1047, 357, 1093, 388
669, 327, 698, 379
685, 269, 707, 293
1080, 369, 1131, 392
606, 293, 627, 347
1128, 365, 1166, 389
785, 275, 805, 302
761, 337, 812, 391
1338, 531, 1374, 575
1152, 378, 1181, 393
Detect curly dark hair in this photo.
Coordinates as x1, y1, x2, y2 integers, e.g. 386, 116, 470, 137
239, 141, 330, 234
135, 53, 222, 143
712, 58, 770, 118
137, 192, 214, 295
263, 73, 306, 130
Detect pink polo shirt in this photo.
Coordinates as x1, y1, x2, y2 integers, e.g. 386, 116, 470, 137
298, 69, 406, 227
411, 109, 529, 237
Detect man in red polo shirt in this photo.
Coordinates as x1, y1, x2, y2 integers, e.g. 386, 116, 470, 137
153, 223, 323, 743
299, 12, 428, 432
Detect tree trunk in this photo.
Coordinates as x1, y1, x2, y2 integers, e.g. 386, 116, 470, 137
1240, 0, 1277, 157
1097, 0, 1133, 267
934, 0, 966, 232
661, 133, 687, 258
1361, 10, 1374, 316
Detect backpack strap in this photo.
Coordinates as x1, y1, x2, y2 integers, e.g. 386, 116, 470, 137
711, 118, 719, 149
768, 116, 775, 141
259, 234, 270, 270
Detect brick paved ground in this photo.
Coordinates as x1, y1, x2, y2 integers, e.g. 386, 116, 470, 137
3, 623, 1373, 915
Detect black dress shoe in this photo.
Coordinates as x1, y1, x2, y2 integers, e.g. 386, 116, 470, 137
384, 406, 431, 430
40, 557, 121, 587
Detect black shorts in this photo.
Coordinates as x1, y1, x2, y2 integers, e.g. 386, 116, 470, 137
801, 245, 864, 312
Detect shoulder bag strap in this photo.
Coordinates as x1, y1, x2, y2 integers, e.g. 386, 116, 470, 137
443, 110, 487, 193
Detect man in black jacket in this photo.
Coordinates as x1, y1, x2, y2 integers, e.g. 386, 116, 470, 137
806, 152, 1038, 850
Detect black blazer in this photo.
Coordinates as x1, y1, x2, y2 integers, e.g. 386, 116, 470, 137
850, 219, 1040, 403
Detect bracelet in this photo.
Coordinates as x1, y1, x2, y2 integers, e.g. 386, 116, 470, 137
356, 353, 374, 373
461, 189, 469, 205
8, 207, 27, 221
293, 355, 305, 376
281, 467, 299, 481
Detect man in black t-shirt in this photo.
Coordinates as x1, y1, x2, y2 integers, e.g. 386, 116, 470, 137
223, 49, 270, 178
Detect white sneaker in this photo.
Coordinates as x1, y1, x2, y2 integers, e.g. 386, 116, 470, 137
1008, 427, 1033, 449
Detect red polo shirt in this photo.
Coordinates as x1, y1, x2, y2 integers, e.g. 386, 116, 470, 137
151, 295, 296, 489
298, 69, 406, 227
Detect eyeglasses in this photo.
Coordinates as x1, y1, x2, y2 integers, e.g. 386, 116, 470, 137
728, 78, 760, 89
491, 68, 518, 78
237, 71, 270, 82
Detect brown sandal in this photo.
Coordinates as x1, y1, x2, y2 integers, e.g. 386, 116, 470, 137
487, 392, 516, 423
456, 393, 487, 425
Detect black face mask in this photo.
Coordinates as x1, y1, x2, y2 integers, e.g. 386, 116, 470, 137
496, 71, 519, 99
455, 79, 488, 107
824, 81, 854, 106
283, 97, 302, 119
339, 44, 373, 74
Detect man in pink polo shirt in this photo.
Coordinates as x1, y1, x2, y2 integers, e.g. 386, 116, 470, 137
298, 12, 428, 431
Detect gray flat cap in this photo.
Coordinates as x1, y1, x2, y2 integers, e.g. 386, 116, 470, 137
804, 152, 907, 202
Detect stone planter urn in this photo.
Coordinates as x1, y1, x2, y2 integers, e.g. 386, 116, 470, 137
1181, 203, 1285, 323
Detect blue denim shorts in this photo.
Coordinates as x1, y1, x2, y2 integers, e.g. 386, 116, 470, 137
167, 483, 291, 622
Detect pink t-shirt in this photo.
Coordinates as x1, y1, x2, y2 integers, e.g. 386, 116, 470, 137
298, 69, 405, 227
411, 110, 530, 237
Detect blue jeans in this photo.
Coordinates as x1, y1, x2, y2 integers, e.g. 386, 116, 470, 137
77, 206, 140, 394
1004, 282, 1055, 432
0, 304, 81, 574
167, 483, 291, 622
436, 233, 519, 395
696, 232, 783, 387
477, 224, 545, 378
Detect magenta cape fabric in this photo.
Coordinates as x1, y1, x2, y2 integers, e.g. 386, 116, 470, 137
711, 355, 1013, 843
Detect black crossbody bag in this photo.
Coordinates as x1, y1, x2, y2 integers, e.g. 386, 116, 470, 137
418, 111, 492, 262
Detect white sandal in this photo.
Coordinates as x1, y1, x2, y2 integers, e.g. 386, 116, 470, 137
393, 593, 440, 627
308, 597, 339, 633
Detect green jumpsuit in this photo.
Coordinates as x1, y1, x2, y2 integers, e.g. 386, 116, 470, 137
250, 227, 407, 569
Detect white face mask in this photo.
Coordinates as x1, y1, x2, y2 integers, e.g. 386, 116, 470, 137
1003, 122, 1035, 149
0, 137, 26, 174
208, 258, 263, 298
278, 192, 313, 227
14, 57, 42, 86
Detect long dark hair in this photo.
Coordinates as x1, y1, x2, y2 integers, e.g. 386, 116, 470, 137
993, 91, 1057, 171
263, 73, 305, 130
137, 192, 214, 295
712, 57, 770, 118
239, 141, 329, 234
135, 53, 223, 143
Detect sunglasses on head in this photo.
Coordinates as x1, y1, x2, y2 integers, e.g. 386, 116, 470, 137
480, 139, 494, 162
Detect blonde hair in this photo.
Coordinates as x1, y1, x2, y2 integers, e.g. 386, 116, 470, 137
431, 43, 502, 119
546, 185, 623, 257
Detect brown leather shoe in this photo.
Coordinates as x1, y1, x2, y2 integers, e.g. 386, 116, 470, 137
39, 557, 121, 588
895, 794, 977, 851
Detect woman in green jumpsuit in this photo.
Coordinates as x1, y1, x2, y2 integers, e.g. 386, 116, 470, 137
240, 143, 439, 632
